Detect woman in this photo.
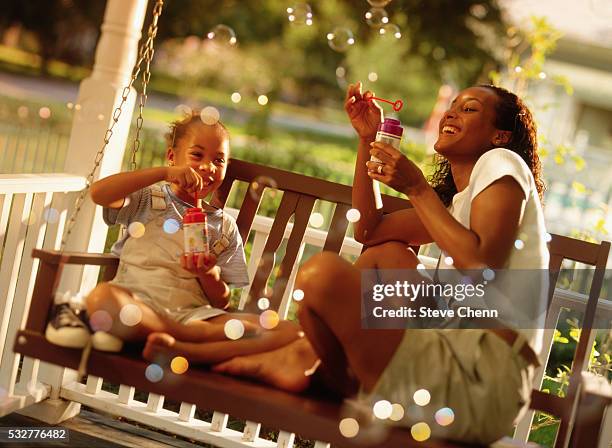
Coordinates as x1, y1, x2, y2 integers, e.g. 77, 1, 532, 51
148, 83, 549, 443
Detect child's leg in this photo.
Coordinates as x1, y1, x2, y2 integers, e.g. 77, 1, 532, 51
86, 282, 231, 342
142, 314, 302, 364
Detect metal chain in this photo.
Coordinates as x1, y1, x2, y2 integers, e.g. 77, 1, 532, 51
60, 0, 164, 251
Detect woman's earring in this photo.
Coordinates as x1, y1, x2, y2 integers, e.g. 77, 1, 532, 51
167, 161, 174, 167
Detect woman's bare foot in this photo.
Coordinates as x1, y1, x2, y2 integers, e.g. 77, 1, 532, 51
212, 337, 319, 393
142, 332, 177, 364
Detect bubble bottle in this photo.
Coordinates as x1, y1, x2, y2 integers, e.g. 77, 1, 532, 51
183, 208, 209, 262
371, 117, 404, 162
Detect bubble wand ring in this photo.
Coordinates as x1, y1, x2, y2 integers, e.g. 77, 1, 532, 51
366, 94, 404, 112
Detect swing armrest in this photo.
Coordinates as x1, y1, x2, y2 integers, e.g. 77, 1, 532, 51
32, 248, 119, 266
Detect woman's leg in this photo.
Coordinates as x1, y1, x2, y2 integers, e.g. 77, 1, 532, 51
214, 242, 420, 392
86, 282, 232, 342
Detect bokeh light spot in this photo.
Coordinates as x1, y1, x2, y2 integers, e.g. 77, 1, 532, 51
389, 403, 405, 421
413, 389, 431, 406
338, 417, 360, 438
514, 239, 525, 250
224, 319, 245, 340
483, 268, 495, 281
257, 297, 270, 310
200, 106, 220, 125
128, 222, 145, 238
231, 92, 242, 103
444, 256, 454, 266
257, 95, 269, 106
43, 207, 60, 224
259, 310, 280, 329
119, 304, 142, 327
292, 289, 305, 302
411, 422, 431, 442
373, 400, 393, 419
145, 363, 164, 383
309, 212, 325, 228
90, 310, 113, 332
346, 208, 361, 223
39, 107, 51, 119
171, 356, 189, 374
163, 218, 180, 234
434, 407, 455, 426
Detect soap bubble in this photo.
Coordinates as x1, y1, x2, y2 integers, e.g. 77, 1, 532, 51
411, 422, 431, 442
200, 106, 220, 125
483, 268, 495, 281
163, 218, 180, 234
42, 207, 60, 224
432, 46, 446, 60
207, 24, 237, 47
257, 297, 270, 310
90, 310, 113, 332
174, 104, 192, 117
338, 418, 360, 438
249, 176, 278, 201
259, 310, 280, 329
346, 208, 361, 223
145, 363, 164, 383
434, 407, 455, 426
292, 289, 305, 301
39, 107, 51, 119
119, 304, 142, 326
128, 222, 145, 238
171, 356, 189, 374
336, 64, 349, 89
224, 319, 245, 340
327, 27, 355, 52
365, 7, 389, 27
231, 92, 242, 103
367, 0, 391, 6
368, 71, 378, 82
413, 388, 431, 406
287, 3, 313, 26
309, 212, 324, 228
373, 400, 393, 419
379, 23, 401, 39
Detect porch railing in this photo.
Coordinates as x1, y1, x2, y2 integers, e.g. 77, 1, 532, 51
1, 174, 611, 447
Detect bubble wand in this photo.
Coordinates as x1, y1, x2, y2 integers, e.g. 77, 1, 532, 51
368, 95, 404, 112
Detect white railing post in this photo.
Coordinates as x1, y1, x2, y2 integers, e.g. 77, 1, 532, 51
18, 0, 149, 424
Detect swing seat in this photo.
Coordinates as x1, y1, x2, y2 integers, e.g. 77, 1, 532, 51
13, 159, 612, 448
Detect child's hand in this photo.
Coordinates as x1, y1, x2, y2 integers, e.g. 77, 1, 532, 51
165, 166, 203, 195
181, 252, 218, 276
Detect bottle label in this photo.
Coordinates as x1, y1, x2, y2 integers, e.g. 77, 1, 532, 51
184, 222, 209, 254
371, 131, 402, 163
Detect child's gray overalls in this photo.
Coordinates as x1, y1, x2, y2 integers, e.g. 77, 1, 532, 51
110, 185, 231, 324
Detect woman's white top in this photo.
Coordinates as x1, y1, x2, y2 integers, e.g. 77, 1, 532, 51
445, 147, 549, 354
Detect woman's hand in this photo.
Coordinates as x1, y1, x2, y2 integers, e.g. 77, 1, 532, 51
366, 142, 428, 196
165, 166, 203, 195
181, 252, 219, 277
344, 82, 383, 140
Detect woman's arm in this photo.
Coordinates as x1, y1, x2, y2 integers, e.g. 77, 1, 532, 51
368, 142, 524, 269
408, 177, 524, 269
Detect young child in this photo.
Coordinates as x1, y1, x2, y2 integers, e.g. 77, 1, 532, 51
46, 112, 297, 355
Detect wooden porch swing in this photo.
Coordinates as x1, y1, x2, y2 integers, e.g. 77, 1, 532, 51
10, 1, 612, 447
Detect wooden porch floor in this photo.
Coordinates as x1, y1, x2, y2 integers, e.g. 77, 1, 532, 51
0, 409, 211, 447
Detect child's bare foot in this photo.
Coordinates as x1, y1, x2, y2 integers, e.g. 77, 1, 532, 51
143, 332, 177, 364
212, 337, 318, 393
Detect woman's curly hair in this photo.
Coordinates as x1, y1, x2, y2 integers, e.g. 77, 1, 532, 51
429, 85, 545, 206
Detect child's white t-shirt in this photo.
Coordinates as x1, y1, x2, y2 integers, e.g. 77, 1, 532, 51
446, 147, 549, 354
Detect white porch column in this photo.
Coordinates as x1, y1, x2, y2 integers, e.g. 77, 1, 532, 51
18, 0, 149, 424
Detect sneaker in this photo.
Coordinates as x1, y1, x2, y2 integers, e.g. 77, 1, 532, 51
45, 303, 91, 348
91, 331, 123, 353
